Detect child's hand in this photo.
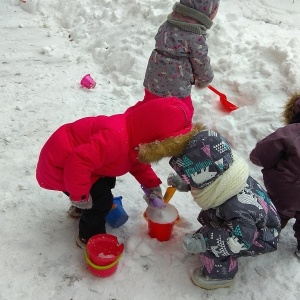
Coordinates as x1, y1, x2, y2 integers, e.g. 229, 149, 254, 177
143, 185, 166, 209
167, 173, 190, 192
70, 194, 93, 210
194, 80, 209, 90
182, 233, 207, 254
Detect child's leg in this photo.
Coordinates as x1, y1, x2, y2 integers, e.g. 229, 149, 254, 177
143, 89, 194, 116
79, 177, 116, 241
293, 212, 300, 242
191, 252, 237, 289
293, 213, 300, 259
278, 212, 291, 229
143, 89, 160, 102
200, 252, 238, 280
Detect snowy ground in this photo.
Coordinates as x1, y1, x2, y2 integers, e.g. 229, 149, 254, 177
1, 0, 300, 299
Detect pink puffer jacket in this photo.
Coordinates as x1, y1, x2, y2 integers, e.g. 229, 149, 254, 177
36, 97, 192, 200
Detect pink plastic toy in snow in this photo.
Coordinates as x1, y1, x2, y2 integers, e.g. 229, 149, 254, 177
80, 74, 96, 89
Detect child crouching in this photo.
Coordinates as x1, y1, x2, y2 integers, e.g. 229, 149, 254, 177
250, 92, 300, 259
168, 129, 281, 290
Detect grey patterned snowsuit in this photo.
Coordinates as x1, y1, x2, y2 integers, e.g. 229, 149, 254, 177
197, 177, 280, 280
143, 21, 213, 99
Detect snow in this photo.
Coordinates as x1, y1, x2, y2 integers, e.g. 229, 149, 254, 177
145, 203, 179, 224
1, 0, 300, 299
97, 253, 115, 259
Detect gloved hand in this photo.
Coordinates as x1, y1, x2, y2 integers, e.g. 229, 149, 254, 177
142, 185, 166, 209
182, 233, 207, 254
167, 173, 190, 192
70, 194, 93, 210
194, 80, 209, 90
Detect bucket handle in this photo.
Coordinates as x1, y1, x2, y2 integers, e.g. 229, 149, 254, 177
84, 248, 123, 270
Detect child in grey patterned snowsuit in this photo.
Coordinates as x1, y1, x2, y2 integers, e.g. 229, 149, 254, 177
168, 129, 281, 290
143, 0, 219, 115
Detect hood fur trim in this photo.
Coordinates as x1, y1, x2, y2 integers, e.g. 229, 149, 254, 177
282, 92, 300, 124
138, 123, 205, 163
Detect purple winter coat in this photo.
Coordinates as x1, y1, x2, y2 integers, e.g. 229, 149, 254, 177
250, 94, 300, 216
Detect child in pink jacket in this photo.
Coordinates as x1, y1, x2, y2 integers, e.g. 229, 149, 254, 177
36, 97, 201, 248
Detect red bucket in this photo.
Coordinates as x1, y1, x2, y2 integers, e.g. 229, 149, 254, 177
84, 234, 124, 277
143, 212, 179, 242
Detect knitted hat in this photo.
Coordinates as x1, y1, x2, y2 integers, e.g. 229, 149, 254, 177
179, 0, 220, 18
169, 129, 233, 189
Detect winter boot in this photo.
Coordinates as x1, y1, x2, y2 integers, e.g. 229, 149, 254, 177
76, 236, 88, 249
68, 205, 83, 218
295, 240, 300, 260
191, 267, 235, 290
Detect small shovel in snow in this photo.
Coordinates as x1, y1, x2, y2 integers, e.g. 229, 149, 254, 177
208, 85, 238, 112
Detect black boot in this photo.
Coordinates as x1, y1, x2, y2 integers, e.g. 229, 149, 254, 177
295, 240, 300, 260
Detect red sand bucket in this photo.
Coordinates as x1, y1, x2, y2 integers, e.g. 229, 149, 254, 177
143, 212, 179, 242
84, 234, 124, 277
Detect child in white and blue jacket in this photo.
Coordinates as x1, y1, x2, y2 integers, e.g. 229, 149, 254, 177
168, 129, 281, 290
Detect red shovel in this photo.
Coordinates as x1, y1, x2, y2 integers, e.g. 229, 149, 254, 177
208, 85, 238, 112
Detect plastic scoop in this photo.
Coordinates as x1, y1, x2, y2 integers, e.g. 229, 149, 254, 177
80, 74, 96, 89
208, 85, 238, 111
163, 187, 176, 203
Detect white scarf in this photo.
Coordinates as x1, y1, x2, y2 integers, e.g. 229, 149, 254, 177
190, 153, 249, 210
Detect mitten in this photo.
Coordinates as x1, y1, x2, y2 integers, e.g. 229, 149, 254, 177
142, 185, 166, 209
167, 173, 190, 192
194, 80, 209, 90
70, 194, 93, 210
182, 233, 207, 254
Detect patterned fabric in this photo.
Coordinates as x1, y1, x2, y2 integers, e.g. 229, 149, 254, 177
170, 130, 233, 188
143, 1, 216, 99
190, 153, 249, 209
169, 129, 281, 280
196, 177, 281, 279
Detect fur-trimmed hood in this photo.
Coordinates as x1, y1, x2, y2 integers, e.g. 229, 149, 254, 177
282, 92, 300, 124
138, 123, 205, 163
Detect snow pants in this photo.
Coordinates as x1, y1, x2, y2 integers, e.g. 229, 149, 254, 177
200, 235, 279, 280
76, 177, 116, 240
143, 89, 194, 116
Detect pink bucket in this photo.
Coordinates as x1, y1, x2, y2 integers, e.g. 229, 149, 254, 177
80, 74, 96, 89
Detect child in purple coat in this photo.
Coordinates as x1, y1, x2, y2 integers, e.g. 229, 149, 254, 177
168, 129, 280, 290
250, 93, 300, 259
143, 0, 220, 115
